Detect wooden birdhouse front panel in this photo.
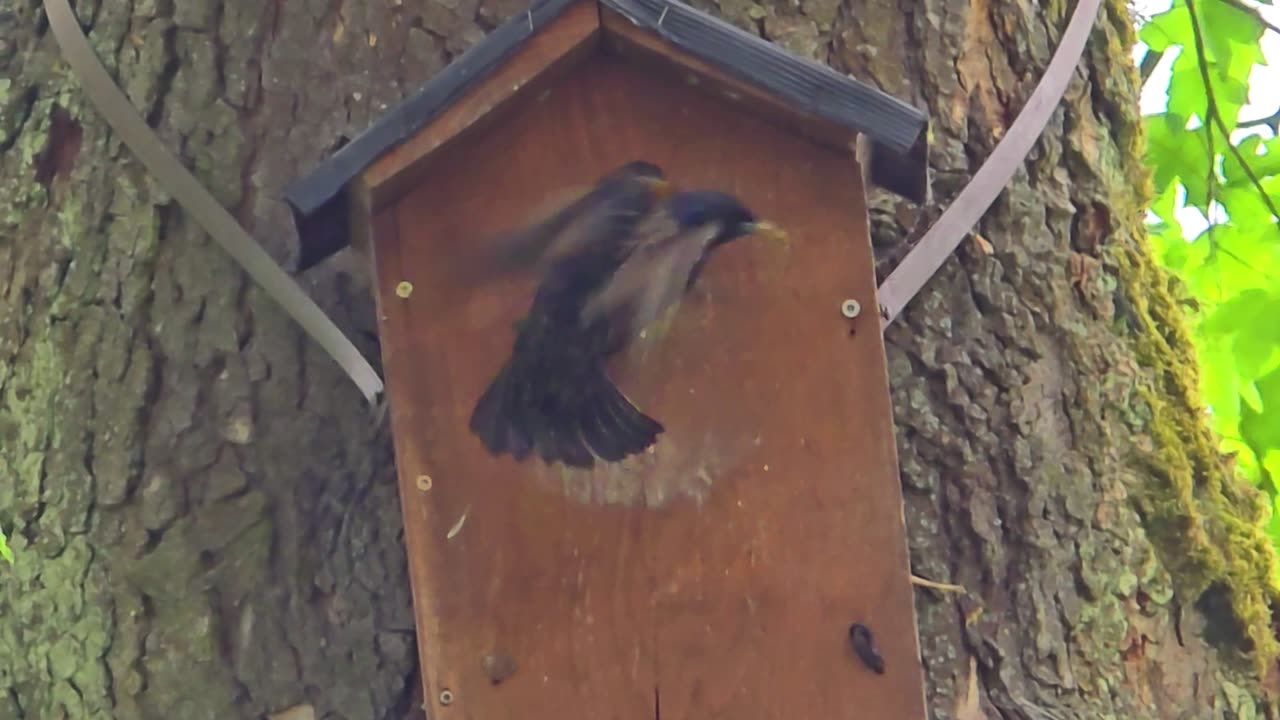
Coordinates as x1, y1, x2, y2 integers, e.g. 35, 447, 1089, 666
368, 53, 926, 720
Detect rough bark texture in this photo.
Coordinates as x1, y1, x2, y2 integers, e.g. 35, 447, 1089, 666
0, 0, 1273, 719
1, 0, 461, 717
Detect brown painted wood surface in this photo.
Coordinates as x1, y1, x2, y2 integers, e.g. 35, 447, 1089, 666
599, 8, 857, 156
359, 0, 602, 214
370, 56, 926, 720
600, 7, 929, 203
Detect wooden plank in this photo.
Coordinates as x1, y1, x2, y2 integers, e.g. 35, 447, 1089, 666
600, 8, 931, 202
599, 8, 857, 155
358, 0, 603, 214
370, 56, 926, 720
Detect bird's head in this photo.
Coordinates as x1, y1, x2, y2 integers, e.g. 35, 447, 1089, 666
667, 190, 786, 247
605, 160, 672, 199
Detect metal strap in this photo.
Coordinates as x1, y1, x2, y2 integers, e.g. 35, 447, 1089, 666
43, 0, 385, 405
876, 0, 1103, 329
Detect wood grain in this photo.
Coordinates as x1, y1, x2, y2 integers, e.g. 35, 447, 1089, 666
358, 0, 602, 214
369, 55, 926, 720
599, 8, 857, 156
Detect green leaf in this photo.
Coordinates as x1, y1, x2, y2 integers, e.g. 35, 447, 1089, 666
1244, 380, 1265, 413
1236, 330, 1280, 383
1140, 4, 1192, 52
0, 529, 11, 565
1212, 72, 1251, 127
1219, 184, 1274, 227
1167, 60, 1208, 126
1167, 53, 1251, 129
1200, 0, 1265, 68
1178, 222, 1280, 302
1242, 369, 1280, 462
1139, 0, 1280, 555
1201, 357, 1242, 425
1150, 178, 1184, 227
1145, 114, 1213, 205
1223, 136, 1280, 188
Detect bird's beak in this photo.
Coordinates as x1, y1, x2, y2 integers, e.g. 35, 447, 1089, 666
643, 177, 674, 198
745, 220, 788, 242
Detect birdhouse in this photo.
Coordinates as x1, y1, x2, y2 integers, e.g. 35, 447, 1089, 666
285, 0, 931, 716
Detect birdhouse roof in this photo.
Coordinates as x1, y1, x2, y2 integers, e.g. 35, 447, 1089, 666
282, 0, 929, 271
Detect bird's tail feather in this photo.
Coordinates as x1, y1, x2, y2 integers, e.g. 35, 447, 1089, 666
573, 363, 664, 465
469, 361, 533, 460
470, 357, 663, 468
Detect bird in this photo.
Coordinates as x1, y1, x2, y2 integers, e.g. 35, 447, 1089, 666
468, 182, 785, 469
454, 160, 672, 287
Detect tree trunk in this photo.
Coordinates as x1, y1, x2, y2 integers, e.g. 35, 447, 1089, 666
0, 0, 1271, 719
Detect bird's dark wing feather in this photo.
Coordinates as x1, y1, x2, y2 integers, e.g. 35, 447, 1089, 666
579, 212, 721, 340
482, 184, 598, 272
449, 185, 592, 287
535, 199, 659, 274
460, 163, 665, 285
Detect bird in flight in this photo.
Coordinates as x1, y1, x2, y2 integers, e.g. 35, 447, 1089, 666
468, 161, 785, 468
453, 161, 672, 286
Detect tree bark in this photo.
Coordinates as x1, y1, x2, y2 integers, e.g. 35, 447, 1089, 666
0, 0, 1271, 719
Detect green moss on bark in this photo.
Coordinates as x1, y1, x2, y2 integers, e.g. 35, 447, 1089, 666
1111, 233, 1280, 676
1086, 0, 1280, 680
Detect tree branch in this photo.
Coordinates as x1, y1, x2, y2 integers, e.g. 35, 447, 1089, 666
1139, 47, 1165, 86
1187, 0, 1280, 223
1239, 106, 1280, 133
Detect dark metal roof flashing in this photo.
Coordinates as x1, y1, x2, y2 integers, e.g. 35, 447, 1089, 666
601, 0, 924, 153
283, 0, 928, 271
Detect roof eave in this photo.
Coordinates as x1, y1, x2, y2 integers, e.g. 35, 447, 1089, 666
283, 0, 929, 272
284, 0, 584, 271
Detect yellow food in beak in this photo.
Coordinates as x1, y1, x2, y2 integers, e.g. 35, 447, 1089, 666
644, 177, 674, 198
747, 220, 788, 242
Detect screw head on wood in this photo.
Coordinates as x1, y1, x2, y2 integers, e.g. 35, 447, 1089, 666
841, 299, 862, 318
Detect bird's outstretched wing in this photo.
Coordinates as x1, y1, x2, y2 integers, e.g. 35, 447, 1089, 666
469, 185, 776, 468
456, 162, 669, 286
579, 210, 722, 344
485, 185, 605, 272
